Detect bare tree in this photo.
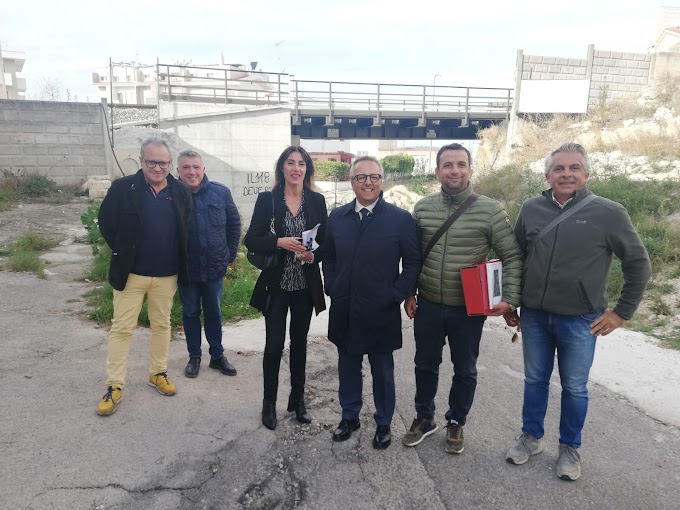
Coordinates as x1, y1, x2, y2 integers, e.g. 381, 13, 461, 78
28, 77, 64, 101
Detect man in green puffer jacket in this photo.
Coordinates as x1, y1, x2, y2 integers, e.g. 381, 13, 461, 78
402, 143, 523, 454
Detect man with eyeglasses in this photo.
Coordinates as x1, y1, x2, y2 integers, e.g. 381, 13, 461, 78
323, 156, 421, 450
402, 143, 522, 454
96, 136, 192, 416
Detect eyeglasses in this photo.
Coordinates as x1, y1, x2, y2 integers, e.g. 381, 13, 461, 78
351, 174, 382, 183
143, 159, 171, 169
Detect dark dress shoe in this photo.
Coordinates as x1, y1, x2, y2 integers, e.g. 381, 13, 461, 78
373, 425, 392, 450
209, 356, 237, 376
184, 357, 200, 378
262, 400, 277, 430
287, 396, 311, 424
332, 419, 361, 442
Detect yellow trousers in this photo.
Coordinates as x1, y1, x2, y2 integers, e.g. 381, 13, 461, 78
105, 274, 178, 389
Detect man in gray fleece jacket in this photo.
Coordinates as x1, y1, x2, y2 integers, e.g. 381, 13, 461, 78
505, 142, 651, 481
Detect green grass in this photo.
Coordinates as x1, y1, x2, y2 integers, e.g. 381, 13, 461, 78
3, 232, 60, 278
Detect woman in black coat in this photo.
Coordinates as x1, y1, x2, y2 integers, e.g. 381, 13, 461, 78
243, 146, 327, 430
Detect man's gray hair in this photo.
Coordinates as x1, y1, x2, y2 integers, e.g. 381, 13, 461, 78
140, 136, 171, 159
349, 155, 383, 176
544, 142, 591, 177
178, 149, 203, 164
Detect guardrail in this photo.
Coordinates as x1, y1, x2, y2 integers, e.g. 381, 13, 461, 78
156, 63, 512, 124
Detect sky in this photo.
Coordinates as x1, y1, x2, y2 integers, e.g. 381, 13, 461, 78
1, 0, 679, 101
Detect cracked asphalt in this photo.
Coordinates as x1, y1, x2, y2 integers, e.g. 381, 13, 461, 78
2, 270, 679, 510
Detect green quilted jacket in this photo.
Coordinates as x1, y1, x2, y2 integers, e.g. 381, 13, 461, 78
413, 185, 523, 307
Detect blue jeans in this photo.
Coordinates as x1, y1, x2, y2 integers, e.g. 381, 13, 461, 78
178, 278, 224, 360
520, 306, 599, 448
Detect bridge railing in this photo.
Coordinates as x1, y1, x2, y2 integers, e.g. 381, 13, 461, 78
156, 63, 512, 123
292, 80, 513, 123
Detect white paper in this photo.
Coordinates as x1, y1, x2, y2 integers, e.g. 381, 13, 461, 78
485, 260, 503, 307
301, 223, 320, 252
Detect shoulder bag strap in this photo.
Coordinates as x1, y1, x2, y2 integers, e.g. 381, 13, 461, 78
269, 193, 276, 236
526, 194, 596, 256
423, 193, 479, 263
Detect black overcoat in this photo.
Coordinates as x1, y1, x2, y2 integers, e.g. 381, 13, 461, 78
243, 188, 328, 315
98, 170, 192, 291
323, 195, 421, 355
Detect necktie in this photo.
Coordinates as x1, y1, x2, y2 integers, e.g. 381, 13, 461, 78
360, 208, 370, 221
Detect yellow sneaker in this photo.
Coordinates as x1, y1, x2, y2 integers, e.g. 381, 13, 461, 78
148, 372, 176, 396
96, 386, 122, 416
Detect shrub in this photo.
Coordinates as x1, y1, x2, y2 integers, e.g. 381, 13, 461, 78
314, 161, 349, 181
19, 175, 58, 197
381, 153, 415, 177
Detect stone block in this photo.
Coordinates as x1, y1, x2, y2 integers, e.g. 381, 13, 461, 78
45, 124, 70, 134
528, 55, 542, 64
0, 134, 10, 144
543, 57, 556, 64
575, 68, 587, 75
623, 53, 636, 60
624, 76, 638, 84
11, 133, 35, 144
48, 146, 70, 155
19, 123, 46, 134
58, 135, 82, 145
620, 68, 632, 76
521, 72, 530, 80
0, 155, 13, 166
0, 122, 18, 132
632, 69, 645, 77
535, 64, 548, 72
562, 66, 574, 74
634, 53, 647, 61
636, 77, 648, 85
69, 125, 98, 135
556, 57, 569, 65
81, 135, 104, 145
12, 155, 39, 166
596, 50, 611, 58
83, 156, 106, 167
568, 59, 584, 66
523, 55, 531, 63
614, 60, 629, 67
611, 51, 623, 59
23, 145, 50, 155
637, 62, 650, 70
69, 146, 97, 156
593, 58, 604, 65
34, 134, 59, 144
613, 76, 626, 84
548, 65, 561, 73
609, 68, 621, 75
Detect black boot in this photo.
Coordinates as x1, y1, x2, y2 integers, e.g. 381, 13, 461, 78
287, 395, 311, 424
262, 400, 277, 430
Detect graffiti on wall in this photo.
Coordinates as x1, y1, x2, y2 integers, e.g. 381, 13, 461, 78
242, 172, 272, 196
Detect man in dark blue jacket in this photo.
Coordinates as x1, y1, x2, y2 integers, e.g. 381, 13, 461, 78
323, 156, 421, 450
177, 150, 241, 378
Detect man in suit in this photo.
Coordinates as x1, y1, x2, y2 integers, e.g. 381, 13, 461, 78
96, 136, 192, 416
323, 156, 421, 449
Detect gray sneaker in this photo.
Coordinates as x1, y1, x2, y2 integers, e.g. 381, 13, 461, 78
506, 433, 543, 465
402, 415, 438, 447
445, 421, 464, 454
556, 444, 581, 481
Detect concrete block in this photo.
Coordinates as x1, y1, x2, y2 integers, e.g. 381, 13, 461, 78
568, 59, 584, 66
535, 64, 548, 72
69, 125, 98, 135
34, 134, 59, 144
523, 55, 531, 63
15, 101, 43, 111
0, 155, 13, 166
19, 123, 47, 133
632, 69, 645, 77
620, 68, 632, 76
593, 58, 604, 65
81, 135, 104, 145
613, 76, 626, 84
11, 134, 35, 144
83, 156, 106, 167
45, 125, 70, 134
611, 51, 623, 59
630, 84, 642, 92
633, 54, 647, 62
48, 146, 70, 155
562, 66, 574, 74
521, 72, 530, 80
22, 145, 49, 155
623, 53, 636, 60
31, 111, 60, 123
0, 134, 12, 144
637, 62, 650, 70
626, 61, 639, 68
0, 122, 18, 132
548, 65, 561, 73
596, 51, 611, 58
575, 68, 587, 75
58, 135, 82, 145
543, 57, 556, 64
12, 155, 39, 166
636, 77, 648, 85
528, 56, 543, 63
615, 60, 629, 67
556, 57, 569, 65
645, 54, 652, 62
608, 68, 621, 75
69, 146, 98, 156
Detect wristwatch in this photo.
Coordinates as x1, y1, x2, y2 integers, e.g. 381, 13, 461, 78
508, 304, 517, 313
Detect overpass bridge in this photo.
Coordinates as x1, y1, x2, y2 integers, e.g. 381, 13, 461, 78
123, 64, 513, 140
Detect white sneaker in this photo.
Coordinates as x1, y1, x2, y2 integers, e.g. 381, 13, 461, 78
556, 444, 581, 481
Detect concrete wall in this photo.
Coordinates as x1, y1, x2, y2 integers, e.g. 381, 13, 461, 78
158, 102, 291, 224
650, 52, 680, 83
0, 99, 108, 184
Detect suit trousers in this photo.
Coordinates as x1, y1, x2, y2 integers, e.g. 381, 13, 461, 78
263, 288, 313, 403
338, 349, 395, 427
106, 273, 178, 388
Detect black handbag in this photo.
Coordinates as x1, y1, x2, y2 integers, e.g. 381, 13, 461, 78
247, 194, 278, 271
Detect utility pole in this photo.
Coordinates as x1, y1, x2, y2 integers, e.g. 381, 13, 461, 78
109, 57, 114, 148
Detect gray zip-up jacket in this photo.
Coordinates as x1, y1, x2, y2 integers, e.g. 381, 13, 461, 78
515, 187, 651, 319
515, 187, 650, 319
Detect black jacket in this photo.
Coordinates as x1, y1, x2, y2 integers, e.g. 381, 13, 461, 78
243, 188, 327, 315
323, 195, 421, 354
98, 170, 192, 291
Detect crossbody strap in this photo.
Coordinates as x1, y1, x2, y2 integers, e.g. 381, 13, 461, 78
423, 193, 479, 263
269, 193, 276, 235
527, 194, 596, 256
